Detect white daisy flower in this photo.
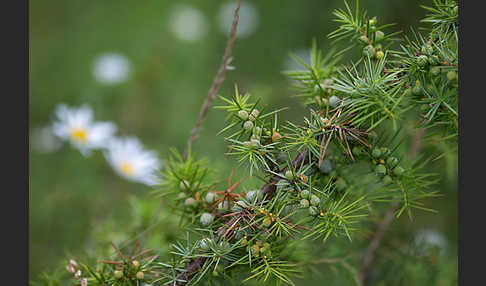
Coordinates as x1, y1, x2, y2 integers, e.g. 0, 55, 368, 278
52, 104, 117, 156
92, 53, 132, 85
414, 228, 447, 253
104, 137, 161, 186
169, 4, 208, 42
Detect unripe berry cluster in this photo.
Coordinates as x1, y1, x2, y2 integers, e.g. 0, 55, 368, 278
112, 260, 145, 282
372, 147, 404, 184
299, 190, 322, 216
357, 17, 385, 60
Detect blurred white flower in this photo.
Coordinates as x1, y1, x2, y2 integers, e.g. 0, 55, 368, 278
414, 228, 447, 254
104, 137, 161, 186
169, 4, 208, 42
31, 125, 62, 153
92, 53, 132, 84
217, 1, 259, 38
52, 104, 117, 156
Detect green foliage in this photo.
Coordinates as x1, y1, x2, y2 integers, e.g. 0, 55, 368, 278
33, 0, 457, 285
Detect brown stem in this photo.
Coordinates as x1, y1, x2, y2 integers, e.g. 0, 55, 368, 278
357, 204, 396, 285
409, 127, 425, 159
183, 0, 241, 160
140, 0, 242, 254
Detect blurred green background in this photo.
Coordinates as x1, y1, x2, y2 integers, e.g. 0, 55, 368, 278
29, 0, 457, 284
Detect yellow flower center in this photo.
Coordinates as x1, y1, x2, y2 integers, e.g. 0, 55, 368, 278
70, 128, 87, 143
120, 162, 135, 175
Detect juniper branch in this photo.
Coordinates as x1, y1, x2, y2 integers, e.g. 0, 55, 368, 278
357, 126, 425, 285
175, 149, 312, 285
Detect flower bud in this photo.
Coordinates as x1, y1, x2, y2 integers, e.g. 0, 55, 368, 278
363, 44, 376, 58
321, 117, 330, 126
359, 35, 369, 44
417, 55, 429, 67
200, 212, 215, 226
184, 197, 196, 207
375, 50, 384, 60
412, 85, 422, 96
284, 170, 294, 181
80, 278, 88, 286
69, 259, 78, 268
329, 95, 341, 108
308, 206, 319, 216
251, 109, 259, 118
251, 244, 260, 254
375, 30, 384, 41
205, 192, 216, 203
372, 148, 382, 158
250, 138, 260, 147
200, 238, 211, 250
300, 189, 310, 199
310, 195, 321, 206
66, 264, 75, 273
179, 180, 190, 190
243, 120, 254, 130
136, 271, 144, 280
375, 164, 387, 175
272, 131, 282, 142
262, 217, 272, 227
382, 175, 393, 185
241, 236, 248, 245
386, 157, 398, 168
300, 199, 310, 208
114, 270, 123, 278
369, 17, 377, 26
380, 147, 390, 157
238, 110, 249, 120
132, 260, 140, 268
393, 166, 405, 176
